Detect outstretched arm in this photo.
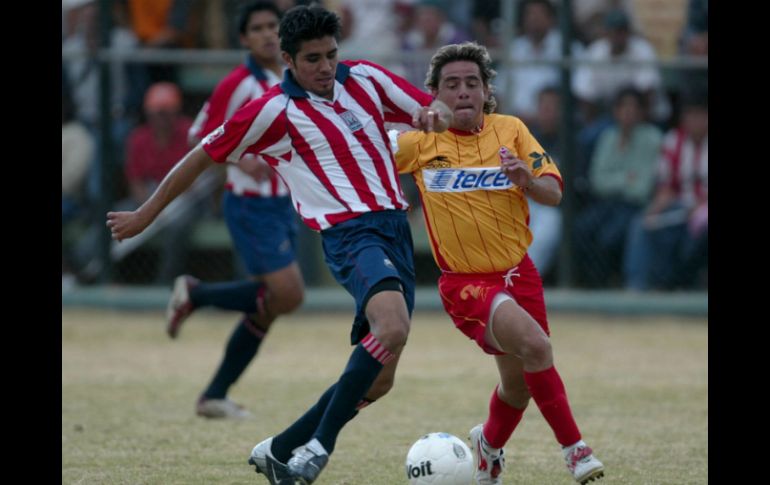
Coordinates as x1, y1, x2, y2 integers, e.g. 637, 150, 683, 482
106, 145, 216, 241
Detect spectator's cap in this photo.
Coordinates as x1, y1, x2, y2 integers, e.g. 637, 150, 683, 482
604, 8, 630, 30
143, 82, 182, 113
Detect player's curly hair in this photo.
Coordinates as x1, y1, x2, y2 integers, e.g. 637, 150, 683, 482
424, 42, 498, 114
279, 4, 341, 59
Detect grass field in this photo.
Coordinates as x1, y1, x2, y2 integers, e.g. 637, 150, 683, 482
62, 308, 707, 484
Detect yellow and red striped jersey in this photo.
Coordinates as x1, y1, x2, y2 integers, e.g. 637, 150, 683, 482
396, 113, 562, 273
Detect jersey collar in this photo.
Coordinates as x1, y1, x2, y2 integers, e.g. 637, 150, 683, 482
280, 62, 351, 99
245, 55, 269, 81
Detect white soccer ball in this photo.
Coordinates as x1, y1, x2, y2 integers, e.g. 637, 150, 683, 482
405, 432, 474, 484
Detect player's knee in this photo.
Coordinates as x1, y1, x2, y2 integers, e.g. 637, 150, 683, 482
520, 333, 552, 369
376, 319, 409, 352
266, 282, 304, 315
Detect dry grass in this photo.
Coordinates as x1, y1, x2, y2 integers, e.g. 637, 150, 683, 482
62, 308, 707, 484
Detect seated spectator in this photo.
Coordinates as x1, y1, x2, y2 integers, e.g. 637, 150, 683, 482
623, 91, 708, 290
572, 8, 670, 125
497, 0, 583, 125
400, 0, 470, 87
574, 87, 662, 287
71, 82, 210, 284
527, 86, 564, 279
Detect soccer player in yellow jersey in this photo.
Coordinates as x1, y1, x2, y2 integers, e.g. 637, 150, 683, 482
396, 42, 605, 485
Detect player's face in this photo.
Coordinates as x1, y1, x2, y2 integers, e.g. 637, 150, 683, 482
433, 61, 489, 131
282, 36, 338, 100
241, 11, 280, 63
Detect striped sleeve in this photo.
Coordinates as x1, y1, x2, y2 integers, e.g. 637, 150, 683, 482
345, 60, 433, 125
202, 90, 287, 164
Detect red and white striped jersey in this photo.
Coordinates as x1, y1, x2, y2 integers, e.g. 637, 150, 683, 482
202, 60, 434, 230
657, 127, 708, 207
189, 57, 288, 197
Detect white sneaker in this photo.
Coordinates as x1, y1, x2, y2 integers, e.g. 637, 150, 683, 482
469, 424, 505, 485
287, 438, 329, 484
563, 440, 604, 484
166, 275, 198, 339
195, 397, 252, 419
249, 437, 295, 485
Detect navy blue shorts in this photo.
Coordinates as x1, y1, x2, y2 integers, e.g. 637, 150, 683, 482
321, 210, 416, 345
223, 191, 297, 275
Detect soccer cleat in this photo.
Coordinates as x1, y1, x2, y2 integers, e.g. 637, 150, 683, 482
469, 424, 505, 485
287, 438, 329, 484
563, 441, 605, 484
249, 437, 297, 485
166, 275, 199, 339
195, 397, 252, 419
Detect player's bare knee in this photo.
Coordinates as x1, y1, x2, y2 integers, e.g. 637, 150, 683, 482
375, 319, 409, 352
276, 286, 304, 314
521, 334, 553, 369
265, 282, 304, 315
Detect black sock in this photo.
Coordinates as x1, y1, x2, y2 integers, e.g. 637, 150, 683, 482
189, 280, 262, 313
312, 343, 384, 454
271, 384, 338, 463
202, 316, 265, 399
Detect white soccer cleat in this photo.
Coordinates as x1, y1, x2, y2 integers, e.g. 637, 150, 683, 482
563, 440, 605, 484
469, 424, 505, 485
287, 438, 329, 484
249, 437, 296, 485
195, 397, 252, 419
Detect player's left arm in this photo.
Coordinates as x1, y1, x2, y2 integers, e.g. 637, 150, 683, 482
500, 149, 562, 206
502, 118, 563, 206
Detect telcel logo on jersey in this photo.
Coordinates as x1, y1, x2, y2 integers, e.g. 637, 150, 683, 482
423, 167, 513, 193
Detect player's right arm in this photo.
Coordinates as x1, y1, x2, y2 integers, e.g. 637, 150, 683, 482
106, 145, 215, 241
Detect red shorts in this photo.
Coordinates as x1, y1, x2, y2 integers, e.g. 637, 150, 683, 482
438, 254, 550, 355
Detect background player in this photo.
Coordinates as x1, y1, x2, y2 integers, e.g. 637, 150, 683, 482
107, 5, 452, 484
396, 42, 604, 485
165, 1, 305, 420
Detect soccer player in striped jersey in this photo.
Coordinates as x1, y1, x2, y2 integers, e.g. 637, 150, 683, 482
395, 42, 605, 485
107, 5, 452, 484
163, 1, 307, 421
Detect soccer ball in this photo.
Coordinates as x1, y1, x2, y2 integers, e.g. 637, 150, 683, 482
405, 432, 474, 484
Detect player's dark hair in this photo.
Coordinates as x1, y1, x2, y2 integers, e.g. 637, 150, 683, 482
238, 1, 282, 35
425, 42, 498, 114
279, 5, 341, 59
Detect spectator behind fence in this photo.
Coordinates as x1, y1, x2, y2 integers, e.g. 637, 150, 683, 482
526, 86, 564, 280
623, 92, 707, 291
400, 0, 470, 87
62, 80, 94, 225
123, 82, 204, 283
572, 8, 670, 126
71, 82, 205, 284
62, 78, 95, 282
498, 0, 582, 125
574, 87, 662, 287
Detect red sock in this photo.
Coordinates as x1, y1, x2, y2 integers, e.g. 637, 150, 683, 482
482, 384, 526, 448
523, 366, 581, 446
